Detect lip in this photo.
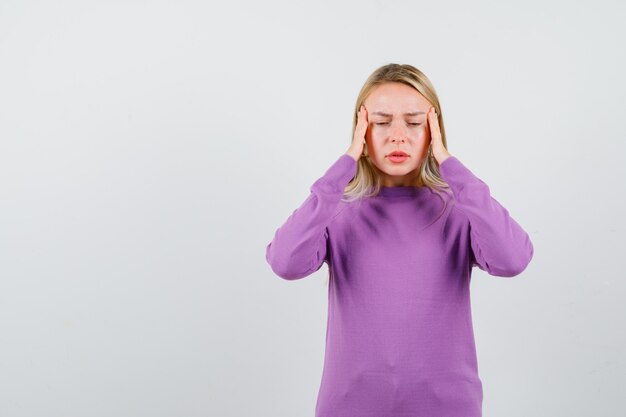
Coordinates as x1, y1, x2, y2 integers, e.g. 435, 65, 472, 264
387, 151, 409, 164
387, 151, 409, 157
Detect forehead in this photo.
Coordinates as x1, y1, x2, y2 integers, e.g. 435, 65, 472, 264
364, 82, 430, 113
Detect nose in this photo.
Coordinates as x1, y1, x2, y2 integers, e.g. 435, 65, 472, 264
390, 123, 407, 143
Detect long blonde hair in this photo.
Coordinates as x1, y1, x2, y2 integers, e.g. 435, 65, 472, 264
342, 63, 452, 203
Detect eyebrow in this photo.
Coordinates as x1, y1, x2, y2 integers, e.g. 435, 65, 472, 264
371, 111, 426, 117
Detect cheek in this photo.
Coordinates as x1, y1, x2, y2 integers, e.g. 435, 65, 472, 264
368, 138, 386, 157
413, 129, 431, 153
413, 126, 429, 141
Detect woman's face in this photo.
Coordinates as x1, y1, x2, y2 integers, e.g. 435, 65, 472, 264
363, 82, 433, 187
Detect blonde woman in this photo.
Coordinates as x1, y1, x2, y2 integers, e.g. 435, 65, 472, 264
266, 63, 533, 417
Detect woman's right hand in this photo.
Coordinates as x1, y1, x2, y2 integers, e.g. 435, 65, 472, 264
345, 105, 368, 161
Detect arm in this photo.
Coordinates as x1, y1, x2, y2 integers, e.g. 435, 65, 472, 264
439, 156, 534, 277
265, 154, 357, 280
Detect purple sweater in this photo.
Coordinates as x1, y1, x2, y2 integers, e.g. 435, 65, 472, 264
265, 154, 533, 417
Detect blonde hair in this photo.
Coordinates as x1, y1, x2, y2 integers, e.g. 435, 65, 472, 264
341, 63, 452, 203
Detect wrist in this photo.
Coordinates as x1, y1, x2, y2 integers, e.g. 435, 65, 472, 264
345, 148, 361, 161
345, 151, 359, 162
435, 151, 451, 163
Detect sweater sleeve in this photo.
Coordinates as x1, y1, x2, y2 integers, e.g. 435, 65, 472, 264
265, 154, 357, 280
438, 156, 534, 277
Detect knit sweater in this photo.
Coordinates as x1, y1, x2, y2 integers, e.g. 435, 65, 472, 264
265, 154, 534, 417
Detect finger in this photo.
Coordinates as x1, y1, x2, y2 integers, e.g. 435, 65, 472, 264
358, 106, 368, 128
354, 106, 367, 143
360, 107, 369, 144
428, 107, 441, 140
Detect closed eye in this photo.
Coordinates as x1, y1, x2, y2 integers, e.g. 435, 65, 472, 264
374, 122, 421, 126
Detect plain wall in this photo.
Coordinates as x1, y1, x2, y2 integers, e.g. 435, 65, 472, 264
1, 0, 625, 416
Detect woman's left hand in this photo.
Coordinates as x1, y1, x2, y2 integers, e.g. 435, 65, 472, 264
428, 106, 452, 165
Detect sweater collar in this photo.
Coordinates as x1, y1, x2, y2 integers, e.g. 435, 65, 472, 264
375, 186, 432, 198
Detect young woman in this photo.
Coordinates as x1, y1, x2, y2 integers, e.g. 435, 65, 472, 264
265, 63, 534, 417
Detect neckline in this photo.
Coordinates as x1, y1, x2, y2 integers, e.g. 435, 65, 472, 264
375, 185, 432, 198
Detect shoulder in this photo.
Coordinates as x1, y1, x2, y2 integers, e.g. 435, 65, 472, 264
325, 197, 363, 231
427, 186, 471, 229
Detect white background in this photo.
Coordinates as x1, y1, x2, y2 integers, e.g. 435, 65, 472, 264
1, 0, 625, 416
